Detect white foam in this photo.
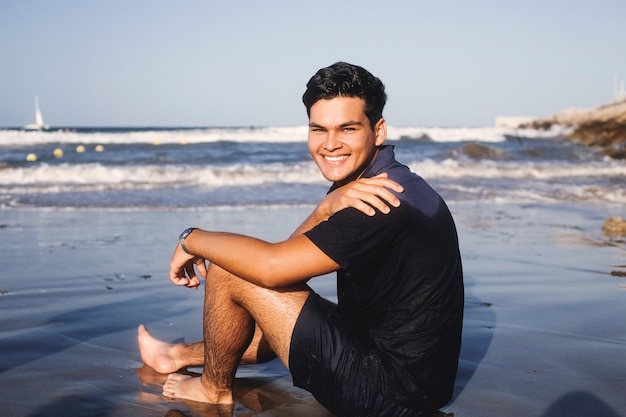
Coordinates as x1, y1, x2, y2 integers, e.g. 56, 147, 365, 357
410, 158, 626, 179
0, 125, 566, 146
0, 127, 309, 146
2, 157, 624, 189
0, 162, 325, 190
387, 125, 567, 143
2, 156, 624, 205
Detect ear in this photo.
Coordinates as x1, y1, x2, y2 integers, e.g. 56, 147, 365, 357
374, 118, 387, 146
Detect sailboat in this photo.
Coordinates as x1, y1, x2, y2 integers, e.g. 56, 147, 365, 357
23, 96, 49, 131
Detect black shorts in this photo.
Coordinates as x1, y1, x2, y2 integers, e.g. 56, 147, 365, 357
288, 294, 434, 417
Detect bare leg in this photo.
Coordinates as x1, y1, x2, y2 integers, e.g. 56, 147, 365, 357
181, 264, 257, 404
138, 323, 276, 374
241, 325, 277, 364
162, 264, 310, 404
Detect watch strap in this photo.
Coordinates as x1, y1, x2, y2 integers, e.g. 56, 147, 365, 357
178, 227, 197, 255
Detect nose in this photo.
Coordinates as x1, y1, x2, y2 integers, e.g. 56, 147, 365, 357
323, 131, 341, 151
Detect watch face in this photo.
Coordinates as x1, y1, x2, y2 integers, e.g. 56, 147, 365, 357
180, 227, 194, 239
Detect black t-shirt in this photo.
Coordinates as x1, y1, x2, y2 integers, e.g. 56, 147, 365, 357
304, 145, 464, 407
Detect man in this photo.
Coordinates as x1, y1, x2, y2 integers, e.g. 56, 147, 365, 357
138, 62, 464, 417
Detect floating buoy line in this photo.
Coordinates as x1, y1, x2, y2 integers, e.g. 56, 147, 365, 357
24, 136, 188, 162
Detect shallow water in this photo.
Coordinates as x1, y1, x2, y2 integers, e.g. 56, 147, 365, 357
0, 202, 624, 416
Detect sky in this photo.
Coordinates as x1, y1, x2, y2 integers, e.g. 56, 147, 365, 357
1, 0, 625, 128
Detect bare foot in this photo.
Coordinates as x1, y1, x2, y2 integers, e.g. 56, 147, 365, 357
137, 324, 184, 373
163, 373, 234, 404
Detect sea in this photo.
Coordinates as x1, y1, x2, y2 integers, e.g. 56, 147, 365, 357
1, 125, 625, 210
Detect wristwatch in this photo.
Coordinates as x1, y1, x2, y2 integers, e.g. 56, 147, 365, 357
178, 227, 197, 255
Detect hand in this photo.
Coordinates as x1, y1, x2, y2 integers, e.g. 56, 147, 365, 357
168, 242, 208, 289
320, 173, 403, 217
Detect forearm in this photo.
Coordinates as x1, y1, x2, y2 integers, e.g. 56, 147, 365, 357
182, 229, 329, 287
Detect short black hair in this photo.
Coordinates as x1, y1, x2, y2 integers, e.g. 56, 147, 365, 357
303, 62, 387, 130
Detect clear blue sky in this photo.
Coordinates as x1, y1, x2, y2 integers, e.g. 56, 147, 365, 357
1, 0, 625, 127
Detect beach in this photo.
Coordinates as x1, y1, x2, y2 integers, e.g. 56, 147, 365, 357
1, 202, 624, 417
1, 124, 625, 416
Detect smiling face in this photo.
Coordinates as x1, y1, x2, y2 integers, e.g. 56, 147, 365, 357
308, 96, 387, 187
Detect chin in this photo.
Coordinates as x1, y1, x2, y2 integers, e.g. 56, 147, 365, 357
324, 173, 355, 185
316, 162, 357, 184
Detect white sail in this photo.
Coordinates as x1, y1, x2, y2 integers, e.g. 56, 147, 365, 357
24, 96, 49, 131
35, 97, 44, 126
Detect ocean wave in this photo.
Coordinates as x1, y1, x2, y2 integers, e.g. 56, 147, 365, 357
1, 158, 624, 189
0, 127, 309, 146
388, 125, 567, 143
438, 183, 626, 204
3, 178, 624, 207
0, 125, 566, 146
2, 125, 623, 208
0, 162, 325, 191
417, 158, 626, 179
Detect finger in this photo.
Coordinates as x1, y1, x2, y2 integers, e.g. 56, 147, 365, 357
350, 199, 377, 216
184, 265, 201, 288
355, 194, 391, 214
375, 187, 402, 207
194, 258, 208, 279
170, 274, 191, 287
169, 260, 195, 287
350, 184, 401, 209
385, 179, 404, 193
187, 275, 201, 289
365, 177, 404, 193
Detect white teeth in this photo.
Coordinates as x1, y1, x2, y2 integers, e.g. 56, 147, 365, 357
324, 155, 348, 162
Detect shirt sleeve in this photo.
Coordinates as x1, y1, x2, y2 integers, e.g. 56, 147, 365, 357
304, 204, 410, 272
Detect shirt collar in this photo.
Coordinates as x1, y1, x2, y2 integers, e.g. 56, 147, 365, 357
360, 145, 395, 179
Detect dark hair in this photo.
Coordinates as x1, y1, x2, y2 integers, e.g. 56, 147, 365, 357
302, 62, 387, 130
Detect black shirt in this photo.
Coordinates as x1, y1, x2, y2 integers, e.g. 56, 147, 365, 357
304, 145, 464, 409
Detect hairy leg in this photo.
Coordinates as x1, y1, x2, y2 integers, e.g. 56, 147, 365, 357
138, 323, 276, 375
190, 264, 257, 404
241, 325, 277, 364
163, 264, 310, 404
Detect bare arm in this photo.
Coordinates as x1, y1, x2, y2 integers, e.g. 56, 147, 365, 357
170, 174, 403, 289
170, 231, 338, 289
291, 173, 403, 237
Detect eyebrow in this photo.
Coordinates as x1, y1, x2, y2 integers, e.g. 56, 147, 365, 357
308, 120, 364, 129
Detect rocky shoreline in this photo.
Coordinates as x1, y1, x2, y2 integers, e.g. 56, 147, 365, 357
523, 98, 626, 159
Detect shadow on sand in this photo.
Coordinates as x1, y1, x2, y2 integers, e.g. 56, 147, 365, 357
540, 390, 621, 417
452, 274, 496, 401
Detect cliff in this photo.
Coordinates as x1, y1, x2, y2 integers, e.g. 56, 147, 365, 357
523, 98, 626, 159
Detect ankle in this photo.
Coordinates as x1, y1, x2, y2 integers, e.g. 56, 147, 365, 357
170, 343, 189, 370
200, 375, 234, 404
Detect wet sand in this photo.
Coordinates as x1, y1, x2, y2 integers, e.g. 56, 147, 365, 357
0, 203, 625, 416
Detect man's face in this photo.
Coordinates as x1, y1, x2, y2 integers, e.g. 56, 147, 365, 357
308, 96, 386, 186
